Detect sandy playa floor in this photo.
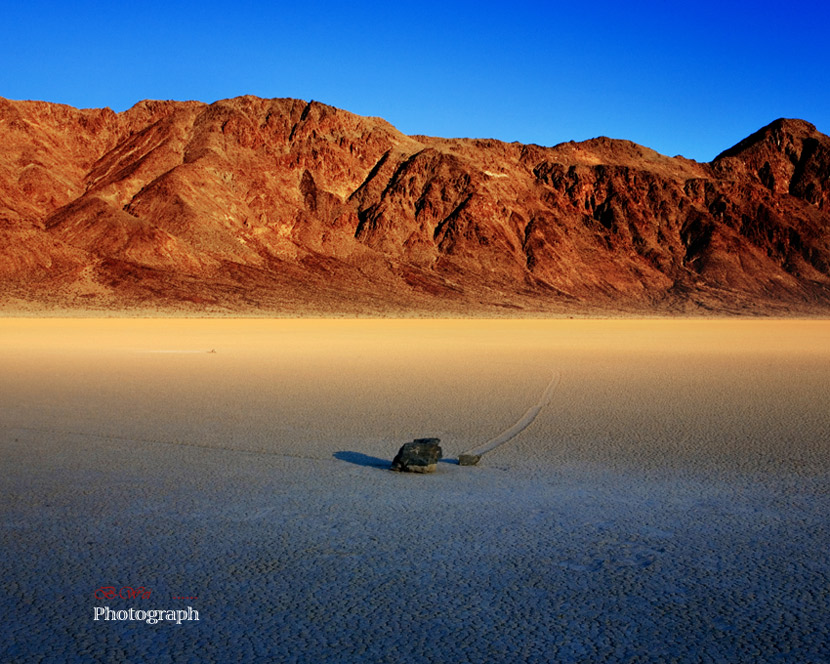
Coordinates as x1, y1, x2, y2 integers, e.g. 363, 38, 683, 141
1, 319, 828, 663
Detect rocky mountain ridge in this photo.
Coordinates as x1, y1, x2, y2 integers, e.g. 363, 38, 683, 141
1, 96, 828, 315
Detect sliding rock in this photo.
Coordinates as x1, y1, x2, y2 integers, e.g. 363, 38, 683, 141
458, 453, 481, 466
391, 438, 442, 473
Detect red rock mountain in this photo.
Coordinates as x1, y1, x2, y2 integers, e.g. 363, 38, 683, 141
1, 96, 828, 315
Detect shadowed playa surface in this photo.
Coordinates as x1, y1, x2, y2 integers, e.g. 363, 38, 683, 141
1, 319, 828, 663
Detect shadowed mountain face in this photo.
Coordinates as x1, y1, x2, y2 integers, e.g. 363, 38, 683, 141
1, 96, 828, 315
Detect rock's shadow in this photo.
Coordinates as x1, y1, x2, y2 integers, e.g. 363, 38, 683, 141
333, 451, 391, 469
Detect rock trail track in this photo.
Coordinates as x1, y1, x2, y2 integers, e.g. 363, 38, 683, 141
459, 371, 560, 461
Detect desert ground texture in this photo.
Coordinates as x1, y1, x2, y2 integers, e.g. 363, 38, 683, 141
1, 319, 828, 663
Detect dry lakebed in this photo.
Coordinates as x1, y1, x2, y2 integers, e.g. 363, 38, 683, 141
1, 319, 828, 663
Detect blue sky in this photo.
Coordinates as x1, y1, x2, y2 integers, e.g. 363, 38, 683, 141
2, 0, 828, 161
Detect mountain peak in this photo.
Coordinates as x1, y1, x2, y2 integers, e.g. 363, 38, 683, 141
711, 117, 829, 203
714, 118, 820, 161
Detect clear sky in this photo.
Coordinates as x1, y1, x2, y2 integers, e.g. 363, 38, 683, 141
2, 0, 828, 162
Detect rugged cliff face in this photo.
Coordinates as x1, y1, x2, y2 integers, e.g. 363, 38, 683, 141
1, 96, 828, 315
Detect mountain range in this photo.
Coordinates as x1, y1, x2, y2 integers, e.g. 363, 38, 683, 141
1, 95, 828, 315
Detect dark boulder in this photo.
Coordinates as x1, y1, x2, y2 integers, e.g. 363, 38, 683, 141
391, 438, 442, 473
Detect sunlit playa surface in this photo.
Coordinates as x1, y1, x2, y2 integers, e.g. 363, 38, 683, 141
1, 319, 828, 662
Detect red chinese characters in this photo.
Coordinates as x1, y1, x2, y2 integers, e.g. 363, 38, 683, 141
94, 586, 152, 600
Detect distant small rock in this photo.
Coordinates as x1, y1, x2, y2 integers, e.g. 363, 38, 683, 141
391, 438, 442, 473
